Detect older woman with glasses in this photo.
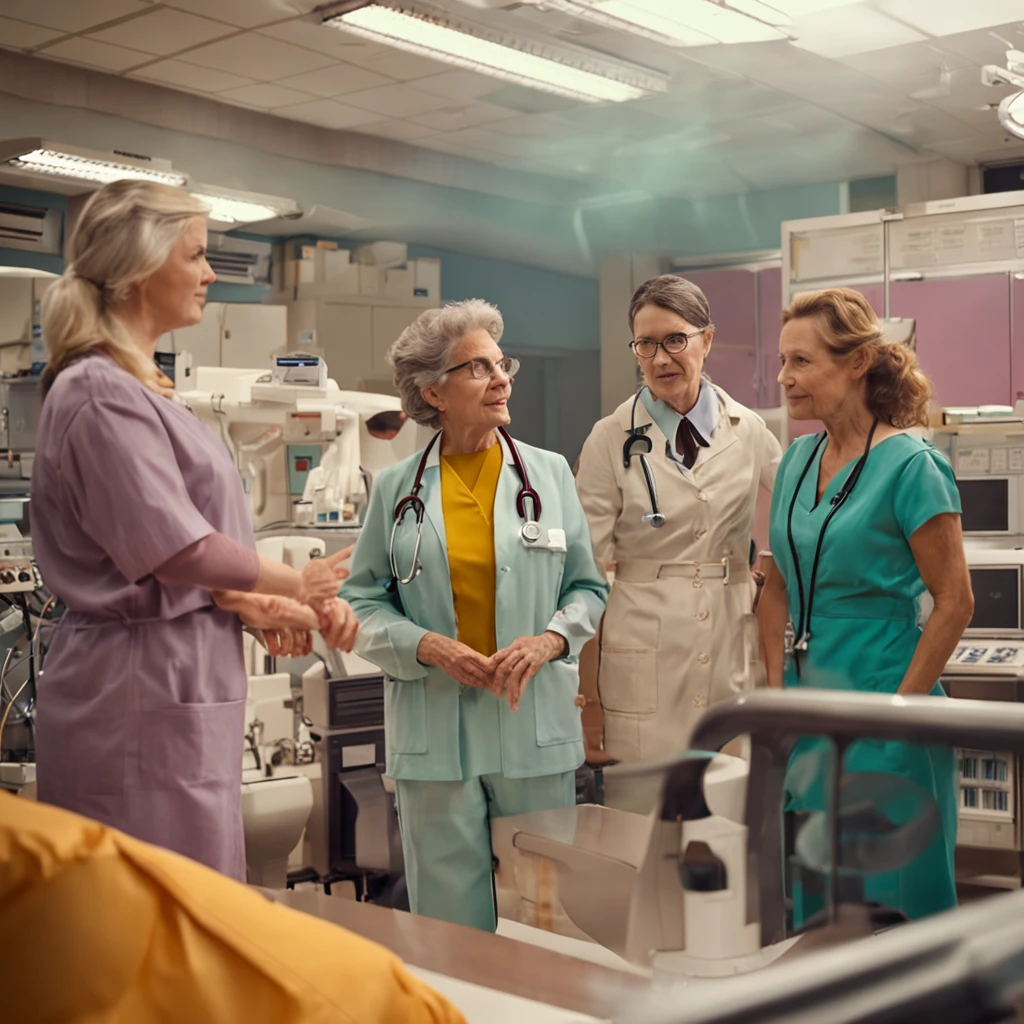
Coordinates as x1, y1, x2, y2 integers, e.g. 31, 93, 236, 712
341, 299, 607, 932
576, 275, 782, 769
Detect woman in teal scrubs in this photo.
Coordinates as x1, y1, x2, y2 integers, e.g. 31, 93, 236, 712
759, 287, 975, 922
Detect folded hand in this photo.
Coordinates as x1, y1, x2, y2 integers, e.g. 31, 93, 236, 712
318, 597, 360, 653
492, 632, 566, 711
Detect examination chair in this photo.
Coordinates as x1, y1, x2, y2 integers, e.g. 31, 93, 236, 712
495, 689, 1024, 977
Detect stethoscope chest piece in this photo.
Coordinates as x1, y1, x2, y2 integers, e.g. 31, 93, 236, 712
520, 520, 543, 544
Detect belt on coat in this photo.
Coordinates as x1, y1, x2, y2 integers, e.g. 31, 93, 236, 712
614, 557, 748, 584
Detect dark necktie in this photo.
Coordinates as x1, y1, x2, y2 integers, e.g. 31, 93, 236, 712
674, 417, 709, 470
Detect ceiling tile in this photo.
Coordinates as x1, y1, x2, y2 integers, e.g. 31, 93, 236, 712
161, 0, 292, 28
343, 82, 457, 118
875, 0, 1024, 37
839, 41, 973, 87
333, 46, 450, 82
258, 18, 375, 58
270, 98, 383, 129
178, 31, 335, 80
482, 114, 574, 140
938, 23, 1024, 65
923, 134, 1021, 163
37, 36, 152, 72
131, 58, 254, 92
0, 0, 151, 32
414, 70, 503, 102
272, 63, 392, 98
409, 102, 517, 132
546, 104, 675, 139
0, 15, 62, 48
90, 8, 232, 56
789, 6, 926, 59
355, 120, 439, 142
217, 82, 317, 108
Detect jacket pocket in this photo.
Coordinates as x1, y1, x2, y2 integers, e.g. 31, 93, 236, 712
598, 647, 658, 714
534, 660, 583, 747
384, 677, 428, 755
139, 699, 245, 787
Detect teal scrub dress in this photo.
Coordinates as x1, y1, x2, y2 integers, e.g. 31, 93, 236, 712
768, 432, 961, 922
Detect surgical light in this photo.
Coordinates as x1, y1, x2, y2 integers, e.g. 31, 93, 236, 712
0, 139, 186, 188
323, 2, 667, 103
998, 91, 1024, 142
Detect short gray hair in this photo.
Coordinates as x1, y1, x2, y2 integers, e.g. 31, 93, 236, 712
628, 275, 712, 333
388, 299, 505, 428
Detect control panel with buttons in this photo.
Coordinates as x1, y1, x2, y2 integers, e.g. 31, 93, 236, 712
0, 537, 41, 594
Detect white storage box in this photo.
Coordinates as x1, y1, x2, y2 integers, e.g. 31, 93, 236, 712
413, 258, 441, 302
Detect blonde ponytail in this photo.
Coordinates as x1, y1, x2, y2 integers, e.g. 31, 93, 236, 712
41, 180, 209, 396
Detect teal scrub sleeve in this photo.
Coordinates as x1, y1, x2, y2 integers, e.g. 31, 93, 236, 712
340, 471, 429, 682
544, 458, 610, 663
892, 447, 963, 540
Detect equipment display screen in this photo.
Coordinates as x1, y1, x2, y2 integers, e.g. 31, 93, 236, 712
957, 477, 1010, 533
968, 567, 1021, 631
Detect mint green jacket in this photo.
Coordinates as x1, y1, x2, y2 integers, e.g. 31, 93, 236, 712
341, 433, 608, 782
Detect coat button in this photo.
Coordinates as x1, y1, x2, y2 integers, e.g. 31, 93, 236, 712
696, 610, 709, 622
697, 491, 708, 502
500, 566, 510, 573
695, 526, 708, 539
694, 694, 706, 707
697, 652, 710, 665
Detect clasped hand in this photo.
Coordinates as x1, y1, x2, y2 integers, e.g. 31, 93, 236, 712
419, 631, 565, 711
214, 545, 359, 657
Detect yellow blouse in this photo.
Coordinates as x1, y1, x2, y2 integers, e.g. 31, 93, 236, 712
440, 443, 503, 657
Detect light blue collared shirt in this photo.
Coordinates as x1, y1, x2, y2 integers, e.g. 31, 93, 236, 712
640, 380, 720, 470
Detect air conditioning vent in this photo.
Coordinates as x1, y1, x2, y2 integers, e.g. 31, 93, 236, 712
0, 201, 61, 254
206, 232, 272, 286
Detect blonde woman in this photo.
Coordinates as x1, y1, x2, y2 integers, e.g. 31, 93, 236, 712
31, 180, 358, 879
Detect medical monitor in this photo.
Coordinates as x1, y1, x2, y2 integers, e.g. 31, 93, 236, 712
957, 477, 1012, 535
963, 549, 1024, 638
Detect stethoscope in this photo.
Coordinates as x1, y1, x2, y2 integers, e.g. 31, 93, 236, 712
622, 387, 667, 529
388, 426, 542, 587
785, 418, 879, 673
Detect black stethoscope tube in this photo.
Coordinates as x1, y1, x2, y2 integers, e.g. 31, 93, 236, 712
786, 419, 879, 675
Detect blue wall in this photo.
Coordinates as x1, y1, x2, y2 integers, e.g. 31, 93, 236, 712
409, 244, 599, 353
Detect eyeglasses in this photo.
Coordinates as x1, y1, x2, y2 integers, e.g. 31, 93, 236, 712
445, 356, 520, 380
629, 327, 712, 360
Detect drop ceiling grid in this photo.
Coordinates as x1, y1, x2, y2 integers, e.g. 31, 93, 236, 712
0, 0, 1020, 195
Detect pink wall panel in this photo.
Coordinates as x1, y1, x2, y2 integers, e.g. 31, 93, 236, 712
758, 266, 782, 408
684, 269, 758, 408
1012, 276, 1024, 403
891, 275, 1011, 408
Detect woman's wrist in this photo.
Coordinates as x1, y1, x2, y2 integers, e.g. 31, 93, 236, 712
544, 630, 569, 661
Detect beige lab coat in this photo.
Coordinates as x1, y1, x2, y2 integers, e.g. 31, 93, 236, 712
576, 386, 781, 763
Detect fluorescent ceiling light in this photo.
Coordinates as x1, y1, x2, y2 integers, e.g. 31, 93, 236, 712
998, 91, 1024, 141
189, 185, 301, 227
323, 3, 667, 103
534, 0, 792, 47
0, 138, 185, 189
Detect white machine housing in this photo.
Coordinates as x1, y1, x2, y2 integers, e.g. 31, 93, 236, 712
180, 361, 425, 530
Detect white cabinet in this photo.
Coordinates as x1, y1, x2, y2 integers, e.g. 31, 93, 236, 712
158, 302, 287, 370
285, 296, 431, 392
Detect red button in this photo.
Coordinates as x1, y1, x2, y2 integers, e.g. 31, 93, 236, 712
296, 459, 308, 471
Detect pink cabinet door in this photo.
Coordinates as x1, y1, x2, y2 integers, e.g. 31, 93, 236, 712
758, 266, 782, 408
684, 269, 758, 408
1012, 275, 1024, 403
891, 275, 1011, 408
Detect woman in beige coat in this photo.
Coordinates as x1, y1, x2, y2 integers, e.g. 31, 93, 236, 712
576, 275, 781, 764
